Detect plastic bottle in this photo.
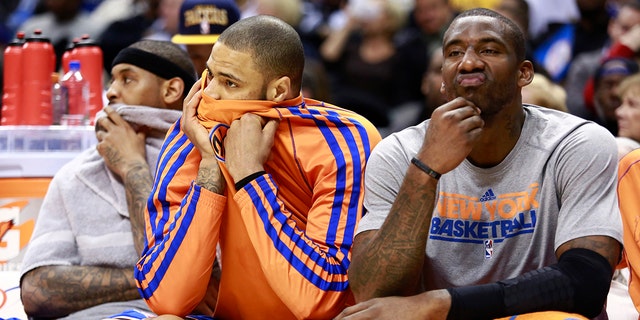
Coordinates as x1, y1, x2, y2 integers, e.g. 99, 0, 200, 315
73, 34, 104, 120
1, 31, 26, 125
21, 29, 55, 125
51, 72, 66, 125
60, 60, 89, 126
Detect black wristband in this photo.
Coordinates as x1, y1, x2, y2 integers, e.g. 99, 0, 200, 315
234, 171, 266, 190
447, 283, 504, 320
411, 157, 442, 180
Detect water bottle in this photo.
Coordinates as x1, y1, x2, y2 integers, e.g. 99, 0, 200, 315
21, 29, 55, 125
1, 31, 25, 125
73, 34, 104, 120
60, 60, 90, 126
51, 72, 66, 125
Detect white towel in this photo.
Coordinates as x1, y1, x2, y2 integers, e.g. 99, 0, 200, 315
21, 104, 182, 279
77, 105, 182, 217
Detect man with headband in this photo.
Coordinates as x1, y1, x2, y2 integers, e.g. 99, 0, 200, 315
134, 15, 381, 319
19, 40, 197, 320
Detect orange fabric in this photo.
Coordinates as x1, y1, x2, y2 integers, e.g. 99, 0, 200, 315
136, 94, 380, 319
494, 311, 588, 319
618, 148, 640, 313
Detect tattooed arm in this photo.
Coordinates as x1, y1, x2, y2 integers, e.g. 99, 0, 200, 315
20, 265, 140, 318
349, 167, 438, 300
348, 98, 484, 303
96, 106, 151, 255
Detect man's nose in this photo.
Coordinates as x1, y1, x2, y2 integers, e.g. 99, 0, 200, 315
459, 48, 484, 71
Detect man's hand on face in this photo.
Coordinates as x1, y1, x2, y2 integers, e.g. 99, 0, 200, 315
183, 80, 215, 159
417, 97, 484, 175
96, 106, 148, 180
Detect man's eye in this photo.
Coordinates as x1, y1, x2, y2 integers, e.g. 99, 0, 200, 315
226, 80, 237, 88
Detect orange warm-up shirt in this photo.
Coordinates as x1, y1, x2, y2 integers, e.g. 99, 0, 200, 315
618, 148, 640, 313
134, 94, 381, 319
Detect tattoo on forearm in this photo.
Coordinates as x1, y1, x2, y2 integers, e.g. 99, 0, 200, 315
351, 170, 437, 299
123, 162, 153, 256
21, 266, 140, 318
197, 166, 224, 194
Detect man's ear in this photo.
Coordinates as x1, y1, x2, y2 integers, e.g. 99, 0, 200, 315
267, 76, 292, 102
163, 77, 185, 107
518, 60, 535, 87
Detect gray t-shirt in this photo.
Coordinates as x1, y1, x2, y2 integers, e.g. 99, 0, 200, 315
357, 105, 623, 290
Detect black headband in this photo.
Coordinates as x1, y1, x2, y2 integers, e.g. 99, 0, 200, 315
112, 47, 196, 91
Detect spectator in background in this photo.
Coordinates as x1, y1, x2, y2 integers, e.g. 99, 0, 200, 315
522, 74, 568, 112
448, 0, 500, 10
98, 0, 161, 73
532, 0, 611, 83
301, 57, 331, 101
145, 0, 184, 41
0, 0, 20, 43
402, 0, 456, 56
19, 39, 196, 320
616, 74, 640, 151
171, 0, 241, 74
593, 57, 640, 135
320, 0, 426, 131
253, 0, 302, 27
18, 0, 101, 70
564, 1, 640, 121
418, 46, 447, 120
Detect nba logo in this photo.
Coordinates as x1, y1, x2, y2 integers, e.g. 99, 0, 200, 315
484, 239, 493, 259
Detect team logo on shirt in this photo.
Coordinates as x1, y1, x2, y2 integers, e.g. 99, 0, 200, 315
430, 183, 539, 256
209, 123, 229, 162
484, 239, 493, 259
479, 189, 496, 202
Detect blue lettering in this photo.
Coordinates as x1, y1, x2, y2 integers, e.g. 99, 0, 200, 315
430, 211, 537, 241
453, 219, 465, 237
431, 217, 441, 234
500, 220, 513, 237
517, 212, 532, 228
464, 221, 478, 238
490, 221, 500, 238
530, 209, 536, 227
440, 219, 453, 236
478, 222, 489, 238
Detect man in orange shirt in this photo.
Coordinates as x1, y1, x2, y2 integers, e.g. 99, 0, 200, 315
135, 15, 381, 319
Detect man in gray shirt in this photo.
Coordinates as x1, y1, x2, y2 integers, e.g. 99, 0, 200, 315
337, 8, 622, 320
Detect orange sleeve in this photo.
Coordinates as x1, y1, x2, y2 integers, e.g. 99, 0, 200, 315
231, 117, 380, 318
134, 122, 225, 316
617, 148, 640, 313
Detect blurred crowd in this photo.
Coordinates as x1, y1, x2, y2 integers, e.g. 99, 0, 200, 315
1, 0, 640, 139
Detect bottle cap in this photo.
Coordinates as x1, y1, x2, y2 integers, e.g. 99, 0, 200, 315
70, 60, 81, 70
25, 29, 51, 43
76, 34, 99, 47
8, 31, 26, 46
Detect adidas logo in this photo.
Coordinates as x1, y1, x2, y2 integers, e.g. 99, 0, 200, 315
479, 188, 496, 202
